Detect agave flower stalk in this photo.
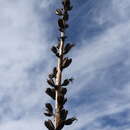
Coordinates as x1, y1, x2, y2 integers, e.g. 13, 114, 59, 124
44, 0, 77, 130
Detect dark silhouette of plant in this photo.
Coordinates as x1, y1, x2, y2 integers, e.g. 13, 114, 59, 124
44, 0, 77, 129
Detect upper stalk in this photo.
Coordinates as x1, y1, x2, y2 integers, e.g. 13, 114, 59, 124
44, 0, 77, 130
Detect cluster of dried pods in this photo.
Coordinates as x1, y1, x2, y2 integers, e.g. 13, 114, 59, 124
44, 0, 77, 130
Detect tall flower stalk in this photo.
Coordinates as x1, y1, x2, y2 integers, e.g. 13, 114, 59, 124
44, 0, 77, 129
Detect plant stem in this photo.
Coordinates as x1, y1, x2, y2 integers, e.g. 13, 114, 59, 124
55, 31, 65, 128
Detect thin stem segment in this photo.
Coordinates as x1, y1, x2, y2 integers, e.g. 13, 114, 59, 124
55, 32, 65, 128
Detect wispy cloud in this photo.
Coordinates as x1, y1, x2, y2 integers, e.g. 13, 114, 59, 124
65, 0, 130, 130
0, 0, 130, 130
0, 0, 55, 129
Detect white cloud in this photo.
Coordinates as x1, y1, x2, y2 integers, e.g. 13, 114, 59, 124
0, 119, 43, 130
64, 1, 130, 129
1, 0, 130, 130
0, 0, 55, 128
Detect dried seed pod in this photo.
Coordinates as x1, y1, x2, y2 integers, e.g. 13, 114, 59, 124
44, 112, 53, 117
61, 109, 68, 120
64, 117, 77, 125
48, 74, 54, 79
62, 0, 70, 8
58, 18, 64, 29
62, 0, 73, 11
63, 43, 75, 54
62, 57, 72, 69
47, 79, 56, 88
53, 67, 57, 78
63, 11, 69, 21
51, 46, 57, 54
62, 79, 69, 86
44, 120, 55, 130
45, 88, 55, 100
48, 67, 57, 79
62, 77, 74, 85
45, 103, 53, 113
60, 87, 67, 95
55, 9, 63, 16
58, 18, 69, 31
44, 104, 54, 116
51, 46, 59, 57
44, 103, 53, 117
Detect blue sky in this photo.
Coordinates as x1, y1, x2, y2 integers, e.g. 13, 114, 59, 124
0, 0, 130, 130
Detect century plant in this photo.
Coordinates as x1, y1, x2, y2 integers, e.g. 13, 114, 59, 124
44, 0, 77, 129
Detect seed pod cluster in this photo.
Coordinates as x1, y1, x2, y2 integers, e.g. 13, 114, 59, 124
44, 103, 54, 117
44, 0, 77, 130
